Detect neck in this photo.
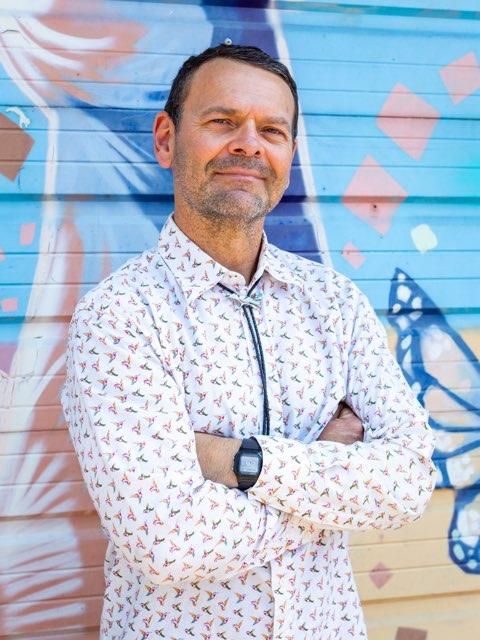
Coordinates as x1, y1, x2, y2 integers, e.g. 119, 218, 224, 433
173, 208, 265, 284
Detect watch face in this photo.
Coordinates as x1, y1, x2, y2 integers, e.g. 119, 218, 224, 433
239, 453, 261, 475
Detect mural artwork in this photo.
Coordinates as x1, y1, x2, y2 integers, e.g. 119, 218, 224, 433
0, 0, 479, 636
389, 269, 480, 574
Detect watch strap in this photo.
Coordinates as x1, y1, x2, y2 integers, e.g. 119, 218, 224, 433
241, 437, 262, 452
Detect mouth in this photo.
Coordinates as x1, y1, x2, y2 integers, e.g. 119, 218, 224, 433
213, 170, 265, 181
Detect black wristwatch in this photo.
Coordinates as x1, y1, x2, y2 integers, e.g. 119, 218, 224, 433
233, 437, 263, 490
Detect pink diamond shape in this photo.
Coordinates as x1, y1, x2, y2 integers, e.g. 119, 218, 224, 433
20, 222, 36, 246
342, 242, 365, 269
1, 297, 18, 313
369, 561, 393, 588
440, 52, 480, 104
342, 155, 408, 235
395, 627, 428, 640
377, 84, 439, 160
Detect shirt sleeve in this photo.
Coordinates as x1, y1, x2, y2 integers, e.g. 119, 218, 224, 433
248, 286, 436, 531
61, 291, 320, 587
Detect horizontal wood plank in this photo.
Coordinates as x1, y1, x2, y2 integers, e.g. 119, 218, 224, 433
2, 249, 480, 284
4, 130, 480, 170
5, 161, 480, 197
0, 514, 105, 573
0, 481, 94, 517
0, 566, 104, 605
356, 562, 480, 601
2, 279, 479, 320
364, 591, 480, 640
0, 595, 102, 636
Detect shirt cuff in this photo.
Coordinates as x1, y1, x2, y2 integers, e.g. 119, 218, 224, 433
247, 435, 313, 512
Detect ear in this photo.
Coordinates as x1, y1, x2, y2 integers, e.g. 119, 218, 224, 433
153, 111, 175, 168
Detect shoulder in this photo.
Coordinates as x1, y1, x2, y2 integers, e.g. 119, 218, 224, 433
72, 245, 164, 322
269, 244, 362, 305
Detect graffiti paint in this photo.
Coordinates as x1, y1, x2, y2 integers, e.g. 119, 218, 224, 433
1, 0, 479, 637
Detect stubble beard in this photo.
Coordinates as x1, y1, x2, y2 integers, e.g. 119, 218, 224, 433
173, 151, 281, 232
186, 186, 269, 231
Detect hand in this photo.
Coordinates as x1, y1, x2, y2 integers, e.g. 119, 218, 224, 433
317, 403, 364, 445
194, 432, 241, 488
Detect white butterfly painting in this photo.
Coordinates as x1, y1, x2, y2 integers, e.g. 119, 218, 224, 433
389, 268, 480, 574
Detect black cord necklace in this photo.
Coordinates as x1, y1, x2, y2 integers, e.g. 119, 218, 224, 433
218, 279, 270, 436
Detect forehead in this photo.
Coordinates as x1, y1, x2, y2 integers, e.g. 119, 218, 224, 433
183, 58, 295, 120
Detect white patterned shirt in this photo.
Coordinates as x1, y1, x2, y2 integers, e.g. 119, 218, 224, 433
62, 214, 435, 640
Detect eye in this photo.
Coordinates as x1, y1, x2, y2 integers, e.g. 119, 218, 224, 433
210, 118, 232, 126
263, 127, 287, 138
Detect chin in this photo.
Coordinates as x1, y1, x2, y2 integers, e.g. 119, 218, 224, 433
200, 192, 271, 224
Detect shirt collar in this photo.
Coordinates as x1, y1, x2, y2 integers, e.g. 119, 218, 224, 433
155, 214, 303, 305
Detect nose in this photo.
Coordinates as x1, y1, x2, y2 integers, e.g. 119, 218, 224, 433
227, 121, 263, 157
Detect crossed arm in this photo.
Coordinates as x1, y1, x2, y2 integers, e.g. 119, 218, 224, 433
64, 286, 435, 586
194, 403, 364, 488
194, 289, 436, 531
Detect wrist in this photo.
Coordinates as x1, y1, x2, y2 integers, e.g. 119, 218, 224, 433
194, 432, 241, 487
207, 435, 241, 488
223, 438, 242, 488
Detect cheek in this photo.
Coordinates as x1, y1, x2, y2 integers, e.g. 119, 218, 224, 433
188, 131, 225, 158
271, 154, 293, 185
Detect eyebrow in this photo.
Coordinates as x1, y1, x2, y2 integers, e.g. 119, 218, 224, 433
198, 106, 292, 133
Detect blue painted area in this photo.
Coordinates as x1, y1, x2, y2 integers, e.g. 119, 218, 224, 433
449, 488, 480, 574
0, 0, 478, 596
1, 4, 478, 321
280, 8, 480, 325
0, 90, 47, 342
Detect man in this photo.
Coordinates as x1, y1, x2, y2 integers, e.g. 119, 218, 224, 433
62, 44, 436, 639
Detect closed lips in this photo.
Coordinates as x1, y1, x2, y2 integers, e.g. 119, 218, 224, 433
215, 170, 265, 179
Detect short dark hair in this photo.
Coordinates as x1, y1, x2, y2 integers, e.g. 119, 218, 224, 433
164, 43, 299, 138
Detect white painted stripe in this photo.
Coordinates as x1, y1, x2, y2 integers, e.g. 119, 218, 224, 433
268, 2, 332, 266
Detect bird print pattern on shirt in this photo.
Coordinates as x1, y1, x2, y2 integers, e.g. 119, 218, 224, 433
62, 214, 436, 640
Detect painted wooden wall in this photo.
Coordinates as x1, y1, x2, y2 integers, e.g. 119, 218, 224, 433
1, 1, 479, 638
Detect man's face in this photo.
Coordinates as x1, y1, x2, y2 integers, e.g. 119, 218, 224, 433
169, 58, 297, 227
